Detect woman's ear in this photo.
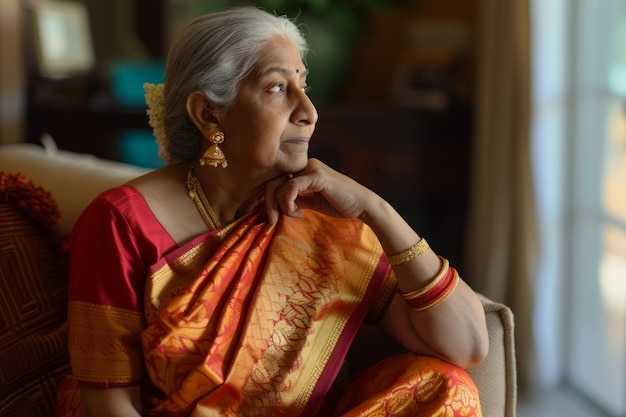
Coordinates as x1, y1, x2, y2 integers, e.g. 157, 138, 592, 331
186, 91, 220, 134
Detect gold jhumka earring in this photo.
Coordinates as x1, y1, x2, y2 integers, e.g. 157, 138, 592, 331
199, 131, 228, 168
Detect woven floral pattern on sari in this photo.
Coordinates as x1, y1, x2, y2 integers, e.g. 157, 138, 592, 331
320, 353, 482, 417
141, 211, 389, 416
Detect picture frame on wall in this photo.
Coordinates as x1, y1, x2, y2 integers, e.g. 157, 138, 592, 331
28, 0, 95, 78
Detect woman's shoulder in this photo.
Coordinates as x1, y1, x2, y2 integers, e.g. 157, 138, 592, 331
124, 165, 188, 204
95, 184, 143, 203
125, 165, 208, 245
125, 164, 184, 187
71, 180, 176, 259
75, 166, 183, 233
76, 185, 157, 234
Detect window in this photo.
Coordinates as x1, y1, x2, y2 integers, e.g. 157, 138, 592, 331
532, 0, 626, 415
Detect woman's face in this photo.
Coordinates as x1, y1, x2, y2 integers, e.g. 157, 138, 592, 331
216, 35, 318, 180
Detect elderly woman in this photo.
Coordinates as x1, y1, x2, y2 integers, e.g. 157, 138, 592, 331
56, 6, 488, 417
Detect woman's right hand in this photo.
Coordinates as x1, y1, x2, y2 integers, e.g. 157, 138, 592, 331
264, 158, 489, 368
264, 158, 378, 224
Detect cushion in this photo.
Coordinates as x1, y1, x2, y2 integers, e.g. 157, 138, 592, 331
0, 172, 70, 417
0, 143, 150, 234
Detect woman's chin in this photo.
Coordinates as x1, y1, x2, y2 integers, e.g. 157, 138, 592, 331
280, 158, 309, 176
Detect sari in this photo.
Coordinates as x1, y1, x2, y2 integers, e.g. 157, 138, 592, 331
56, 186, 481, 417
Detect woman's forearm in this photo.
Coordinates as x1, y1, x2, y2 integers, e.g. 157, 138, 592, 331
80, 386, 142, 417
361, 195, 489, 367
358, 194, 442, 288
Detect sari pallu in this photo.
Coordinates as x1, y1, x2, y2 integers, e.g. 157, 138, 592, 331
62, 205, 482, 416
140, 210, 391, 416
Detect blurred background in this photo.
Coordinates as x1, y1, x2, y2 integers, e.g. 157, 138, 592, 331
1, 0, 625, 416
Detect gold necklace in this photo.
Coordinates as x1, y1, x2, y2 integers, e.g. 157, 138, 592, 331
186, 167, 221, 230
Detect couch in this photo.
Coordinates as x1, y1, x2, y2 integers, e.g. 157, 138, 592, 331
0, 143, 517, 416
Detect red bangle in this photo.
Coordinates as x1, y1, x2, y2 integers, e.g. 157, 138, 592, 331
399, 257, 449, 299
400, 266, 459, 312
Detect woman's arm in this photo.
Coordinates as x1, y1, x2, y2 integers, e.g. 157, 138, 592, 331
364, 196, 489, 368
80, 386, 142, 417
266, 158, 489, 368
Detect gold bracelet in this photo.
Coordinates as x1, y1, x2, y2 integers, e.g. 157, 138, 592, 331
387, 238, 429, 266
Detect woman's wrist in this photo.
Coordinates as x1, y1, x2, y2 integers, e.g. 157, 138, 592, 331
357, 195, 421, 255
386, 238, 430, 266
357, 195, 445, 289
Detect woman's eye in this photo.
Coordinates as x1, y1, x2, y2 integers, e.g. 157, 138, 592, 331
267, 83, 310, 94
269, 83, 285, 93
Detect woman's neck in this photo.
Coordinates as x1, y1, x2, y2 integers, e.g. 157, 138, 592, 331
192, 163, 267, 225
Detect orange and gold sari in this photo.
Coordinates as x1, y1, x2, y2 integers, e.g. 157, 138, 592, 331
57, 186, 481, 417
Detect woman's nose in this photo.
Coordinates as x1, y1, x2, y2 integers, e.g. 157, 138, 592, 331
293, 89, 318, 126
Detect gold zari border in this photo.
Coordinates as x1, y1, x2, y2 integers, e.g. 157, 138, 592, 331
68, 301, 145, 385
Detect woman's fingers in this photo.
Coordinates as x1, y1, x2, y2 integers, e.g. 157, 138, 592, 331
264, 174, 292, 223
269, 159, 372, 220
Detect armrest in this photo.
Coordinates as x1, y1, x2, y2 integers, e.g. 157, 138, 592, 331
468, 293, 517, 417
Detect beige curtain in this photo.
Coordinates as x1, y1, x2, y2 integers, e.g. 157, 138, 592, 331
465, 0, 538, 397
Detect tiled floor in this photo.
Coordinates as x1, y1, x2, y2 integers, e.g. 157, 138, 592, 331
517, 387, 609, 417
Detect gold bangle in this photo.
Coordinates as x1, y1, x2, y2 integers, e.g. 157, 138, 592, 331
387, 238, 429, 266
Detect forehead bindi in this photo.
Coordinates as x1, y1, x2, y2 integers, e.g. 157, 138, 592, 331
259, 65, 308, 79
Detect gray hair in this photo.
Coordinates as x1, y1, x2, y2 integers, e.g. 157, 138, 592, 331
162, 6, 309, 165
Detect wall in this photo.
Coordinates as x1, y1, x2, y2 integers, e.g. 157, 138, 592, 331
0, 0, 24, 145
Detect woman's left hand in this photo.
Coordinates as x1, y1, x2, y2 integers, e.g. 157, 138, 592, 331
264, 158, 376, 223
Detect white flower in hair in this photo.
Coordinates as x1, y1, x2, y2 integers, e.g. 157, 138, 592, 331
144, 83, 170, 162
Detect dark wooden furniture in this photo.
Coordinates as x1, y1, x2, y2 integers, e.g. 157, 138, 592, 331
25, 85, 149, 160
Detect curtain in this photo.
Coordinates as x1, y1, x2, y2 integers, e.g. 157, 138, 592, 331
464, 0, 538, 398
